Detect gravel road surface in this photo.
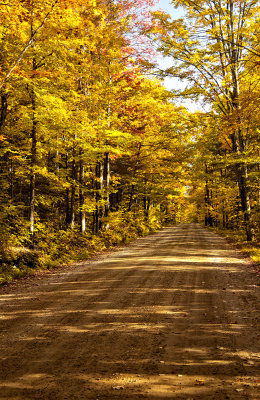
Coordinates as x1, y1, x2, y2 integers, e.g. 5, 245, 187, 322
0, 223, 259, 399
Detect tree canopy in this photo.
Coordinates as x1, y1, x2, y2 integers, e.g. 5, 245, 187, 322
0, 0, 259, 282
150, 0, 260, 241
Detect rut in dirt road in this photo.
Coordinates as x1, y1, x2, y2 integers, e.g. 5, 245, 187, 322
0, 223, 259, 400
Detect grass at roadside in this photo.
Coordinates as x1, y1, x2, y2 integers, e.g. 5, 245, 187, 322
0, 211, 163, 285
212, 227, 260, 268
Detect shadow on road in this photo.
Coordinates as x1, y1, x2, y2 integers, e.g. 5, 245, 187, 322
0, 224, 259, 399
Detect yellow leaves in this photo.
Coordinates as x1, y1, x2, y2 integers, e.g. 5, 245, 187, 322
191, 52, 201, 64
81, 199, 96, 213
60, 0, 96, 9
210, 42, 222, 53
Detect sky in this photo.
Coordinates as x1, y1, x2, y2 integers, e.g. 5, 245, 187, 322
155, 0, 183, 18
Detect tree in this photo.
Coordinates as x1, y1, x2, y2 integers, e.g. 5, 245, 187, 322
0, 0, 103, 238
111, 71, 192, 221
150, 0, 259, 240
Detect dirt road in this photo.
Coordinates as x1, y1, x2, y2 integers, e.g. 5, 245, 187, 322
0, 224, 259, 399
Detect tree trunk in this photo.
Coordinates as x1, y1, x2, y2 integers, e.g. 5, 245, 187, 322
56, 149, 60, 176
79, 157, 86, 233
236, 163, 255, 241
9, 158, 14, 199
143, 179, 150, 220
230, 124, 255, 240
29, 87, 37, 236
70, 158, 77, 229
145, 198, 150, 220
128, 184, 135, 212
258, 163, 260, 207
103, 152, 110, 219
0, 93, 7, 132
93, 161, 104, 234
204, 164, 213, 227
229, 35, 255, 240
65, 154, 70, 226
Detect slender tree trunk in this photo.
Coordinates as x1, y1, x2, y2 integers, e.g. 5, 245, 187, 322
93, 161, 103, 234
29, 86, 37, 235
70, 158, 77, 229
143, 178, 147, 217
56, 149, 60, 176
79, 156, 86, 233
103, 152, 110, 219
111, 186, 122, 211
145, 198, 150, 220
229, 38, 255, 240
258, 164, 260, 207
91, 169, 96, 235
99, 161, 104, 230
231, 124, 255, 240
143, 179, 150, 220
65, 154, 70, 226
0, 93, 7, 132
204, 164, 213, 227
128, 144, 142, 212
94, 163, 99, 235
128, 185, 135, 212
236, 163, 255, 241
222, 199, 229, 229
9, 158, 14, 199
143, 195, 147, 215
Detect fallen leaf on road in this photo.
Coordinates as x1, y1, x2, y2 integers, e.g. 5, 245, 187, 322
195, 379, 205, 386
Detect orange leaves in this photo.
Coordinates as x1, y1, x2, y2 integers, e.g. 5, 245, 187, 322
14, 68, 57, 79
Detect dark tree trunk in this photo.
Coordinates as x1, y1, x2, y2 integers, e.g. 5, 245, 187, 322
9, 158, 14, 199
258, 164, 260, 207
103, 152, 110, 219
229, 54, 255, 241
128, 185, 135, 212
204, 164, 213, 227
65, 154, 70, 226
145, 198, 150, 220
143, 178, 150, 220
236, 163, 255, 241
29, 84, 37, 236
70, 158, 77, 229
0, 93, 7, 132
143, 195, 147, 214
110, 186, 122, 212
79, 157, 86, 233
231, 126, 255, 241
93, 161, 103, 234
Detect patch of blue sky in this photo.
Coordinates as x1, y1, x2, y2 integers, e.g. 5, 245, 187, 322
152, 0, 206, 112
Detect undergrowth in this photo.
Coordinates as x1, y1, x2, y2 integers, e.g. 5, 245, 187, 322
0, 210, 164, 285
212, 227, 260, 267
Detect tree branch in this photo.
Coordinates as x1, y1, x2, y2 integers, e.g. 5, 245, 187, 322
0, 0, 59, 89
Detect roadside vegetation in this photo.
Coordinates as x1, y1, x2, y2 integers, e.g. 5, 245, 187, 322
0, 210, 166, 284
212, 227, 260, 268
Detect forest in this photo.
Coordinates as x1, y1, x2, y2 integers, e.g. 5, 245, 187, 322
0, 0, 259, 283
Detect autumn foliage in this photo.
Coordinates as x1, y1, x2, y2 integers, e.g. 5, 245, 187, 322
0, 0, 193, 281
0, 0, 259, 282
150, 0, 260, 242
